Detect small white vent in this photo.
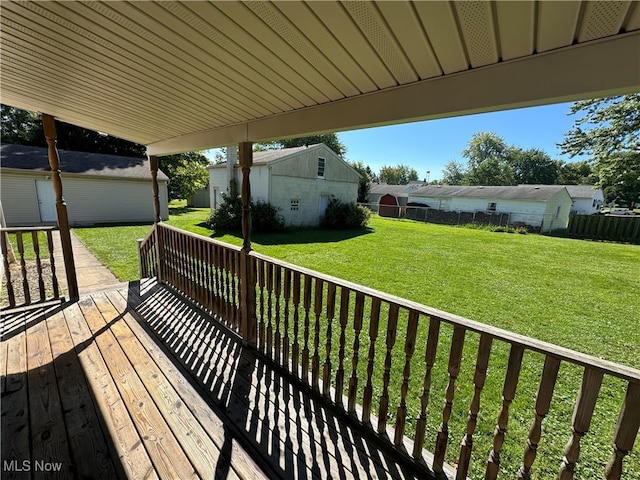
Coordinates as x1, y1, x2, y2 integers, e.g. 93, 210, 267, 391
579, 1, 628, 42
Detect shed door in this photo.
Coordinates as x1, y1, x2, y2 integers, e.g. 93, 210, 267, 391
319, 195, 330, 219
36, 180, 57, 223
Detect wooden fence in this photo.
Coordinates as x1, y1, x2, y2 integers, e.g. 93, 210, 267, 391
138, 223, 640, 480
567, 214, 640, 243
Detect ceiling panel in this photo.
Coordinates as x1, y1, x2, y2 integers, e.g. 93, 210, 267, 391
0, 0, 637, 155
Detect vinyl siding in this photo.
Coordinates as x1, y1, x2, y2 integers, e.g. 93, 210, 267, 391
1, 171, 168, 226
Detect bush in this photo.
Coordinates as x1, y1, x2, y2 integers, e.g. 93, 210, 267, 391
321, 197, 370, 229
208, 181, 285, 233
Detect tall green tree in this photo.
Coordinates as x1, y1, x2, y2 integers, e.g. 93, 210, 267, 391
159, 152, 210, 200
555, 160, 596, 185
509, 148, 558, 184
349, 161, 375, 203
462, 132, 514, 185
441, 159, 466, 185
255, 133, 347, 158
560, 94, 640, 206
378, 164, 419, 184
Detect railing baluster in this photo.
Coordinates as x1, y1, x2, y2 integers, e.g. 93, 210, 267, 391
266, 262, 274, 356
46, 230, 58, 299
282, 268, 291, 365
322, 282, 337, 398
335, 287, 350, 408
559, 367, 603, 479
274, 265, 282, 364
292, 271, 301, 376
31, 231, 45, 301
1, 231, 16, 307
362, 297, 381, 425
433, 325, 466, 475
378, 303, 400, 434
603, 382, 640, 480
301, 275, 312, 383
394, 309, 419, 445
16, 232, 30, 305
414, 316, 441, 458
257, 259, 266, 352
486, 344, 525, 480
348, 292, 365, 415
457, 333, 493, 478
312, 278, 324, 390
517, 355, 561, 480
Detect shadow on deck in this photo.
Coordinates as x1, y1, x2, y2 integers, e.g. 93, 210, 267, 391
1, 280, 442, 479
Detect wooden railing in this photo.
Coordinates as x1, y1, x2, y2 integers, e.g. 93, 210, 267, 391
138, 224, 640, 479
1, 226, 61, 308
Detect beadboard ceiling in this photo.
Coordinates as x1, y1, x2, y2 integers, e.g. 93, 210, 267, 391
1, 1, 639, 155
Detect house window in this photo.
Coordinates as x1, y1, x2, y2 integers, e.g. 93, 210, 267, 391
291, 199, 300, 211
487, 202, 497, 212
317, 158, 326, 178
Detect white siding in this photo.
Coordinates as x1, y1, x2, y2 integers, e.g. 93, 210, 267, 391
208, 164, 270, 214
541, 190, 572, 232
571, 191, 604, 214
0, 171, 168, 226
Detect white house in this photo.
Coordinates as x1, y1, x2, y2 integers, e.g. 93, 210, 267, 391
563, 185, 604, 214
0, 144, 169, 226
408, 185, 573, 232
208, 144, 360, 227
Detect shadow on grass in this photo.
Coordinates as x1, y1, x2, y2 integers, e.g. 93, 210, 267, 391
169, 205, 202, 216
210, 226, 375, 245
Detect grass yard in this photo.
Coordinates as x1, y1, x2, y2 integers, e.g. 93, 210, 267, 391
72, 204, 640, 478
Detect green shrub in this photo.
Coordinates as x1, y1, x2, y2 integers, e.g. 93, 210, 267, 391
321, 197, 370, 229
208, 181, 285, 233
251, 200, 286, 233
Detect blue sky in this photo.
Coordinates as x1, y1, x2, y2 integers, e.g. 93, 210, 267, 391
337, 102, 587, 181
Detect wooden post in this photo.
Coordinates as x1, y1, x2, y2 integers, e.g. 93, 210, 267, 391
603, 382, 640, 480
42, 114, 79, 301
149, 155, 162, 224
238, 142, 256, 346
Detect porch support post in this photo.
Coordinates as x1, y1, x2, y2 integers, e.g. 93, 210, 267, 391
42, 114, 79, 301
239, 142, 256, 346
148, 155, 163, 283
149, 155, 162, 224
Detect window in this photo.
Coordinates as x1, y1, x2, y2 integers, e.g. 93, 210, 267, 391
487, 202, 497, 212
317, 157, 326, 178
290, 199, 300, 211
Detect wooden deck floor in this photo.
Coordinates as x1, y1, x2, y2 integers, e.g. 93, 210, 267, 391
1, 281, 435, 479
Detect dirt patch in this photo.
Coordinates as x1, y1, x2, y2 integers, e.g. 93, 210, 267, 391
1, 260, 65, 307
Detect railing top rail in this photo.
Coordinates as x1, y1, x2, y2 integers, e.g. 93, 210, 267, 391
157, 222, 242, 252
1, 226, 58, 233
139, 225, 156, 245
249, 249, 640, 383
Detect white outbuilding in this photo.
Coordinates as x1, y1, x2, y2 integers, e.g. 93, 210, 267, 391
0, 144, 169, 226
208, 144, 360, 227
408, 185, 573, 232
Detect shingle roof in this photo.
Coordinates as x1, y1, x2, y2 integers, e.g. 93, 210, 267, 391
562, 185, 601, 198
0, 144, 169, 181
210, 144, 318, 168
369, 184, 413, 196
411, 185, 568, 201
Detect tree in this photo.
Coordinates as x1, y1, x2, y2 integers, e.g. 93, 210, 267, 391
349, 161, 375, 203
255, 133, 347, 158
560, 94, 639, 206
509, 148, 559, 184
378, 164, 419, 184
1, 104, 145, 157
441, 159, 466, 185
159, 152, 210, 200
555, 160, 596, 185
462, 132, 514, 185
559, 94, 640, 158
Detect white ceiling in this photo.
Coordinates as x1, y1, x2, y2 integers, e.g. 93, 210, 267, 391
1, 1, 639, 155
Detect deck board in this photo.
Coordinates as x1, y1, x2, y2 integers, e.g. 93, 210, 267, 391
1, 281, 443, 479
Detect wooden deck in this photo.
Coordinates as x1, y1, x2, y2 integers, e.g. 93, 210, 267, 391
1, 280, 436, 479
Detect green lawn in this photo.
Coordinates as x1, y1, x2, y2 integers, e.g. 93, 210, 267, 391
72, 204, 640, 478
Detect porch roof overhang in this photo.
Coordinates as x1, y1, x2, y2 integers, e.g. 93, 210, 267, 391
1, 1, 639, 156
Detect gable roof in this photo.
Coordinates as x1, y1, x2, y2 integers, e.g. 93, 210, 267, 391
0, 144, 169, 181
1, 2, 637, 156
412, 185, 568, 202
562, 185, 602, 199
370, 183, 426, 197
